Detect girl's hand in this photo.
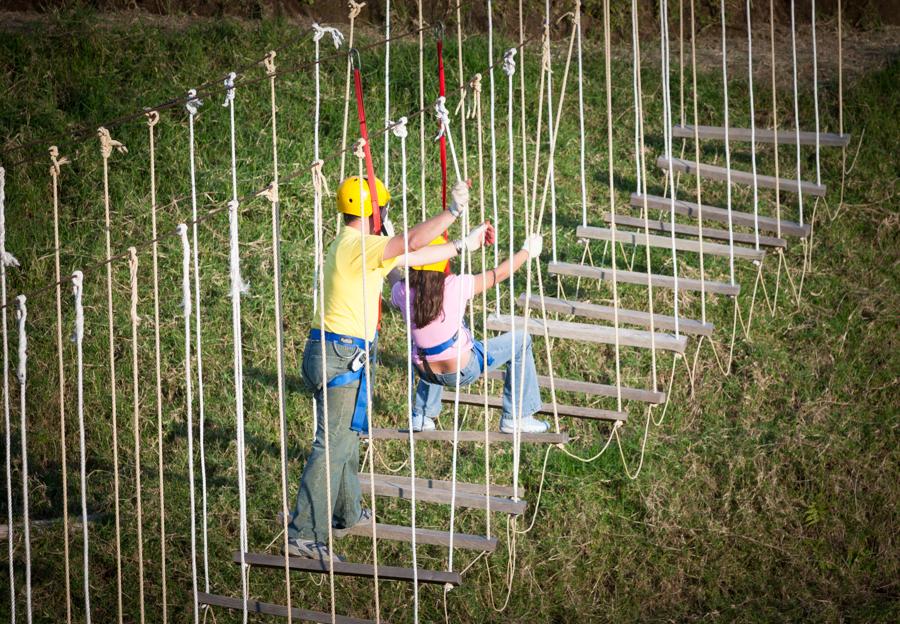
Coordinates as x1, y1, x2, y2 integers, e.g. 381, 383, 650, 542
521, 234, 543, 258
462, 222, 490, 252
483, 221, 496, 246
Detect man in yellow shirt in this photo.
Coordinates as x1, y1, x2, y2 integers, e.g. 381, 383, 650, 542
287, 175, 488, 560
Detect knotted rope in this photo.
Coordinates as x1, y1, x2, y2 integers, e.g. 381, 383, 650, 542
14, 294, 32, 624
71, 269, 91, 624
127, 247, 146, 624
340, 1, 365, 181
312, 22, 345, 49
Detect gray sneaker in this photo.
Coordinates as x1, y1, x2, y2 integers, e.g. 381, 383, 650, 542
333, 508, 373, 538
284, 538, 345, 563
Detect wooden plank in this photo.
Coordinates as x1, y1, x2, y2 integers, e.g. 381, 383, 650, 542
577, 224, 765, 261
236, 551, 461, 586
442, 391, 629, 423
485, 366, 666, 404
198, 592, 374, 624
630, 193, 811, 238
369, 427, 569, 444
657, 156, 827, 197
360, 473, 522, 499
357, 474, 526, 515
604, 212, 787, 248
339, 522, 498, 553
672, 124, 851, 147
486, 312, 687, 353
549, 261, 741, 297
517, 293, 713, 338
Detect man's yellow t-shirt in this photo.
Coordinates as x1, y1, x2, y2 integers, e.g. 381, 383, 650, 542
315, 226, 398, 342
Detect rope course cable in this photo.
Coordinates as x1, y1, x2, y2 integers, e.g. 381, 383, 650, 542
0, 165, 16, 624
14, 294, 31, 624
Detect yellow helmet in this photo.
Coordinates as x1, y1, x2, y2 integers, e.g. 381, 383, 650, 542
412, 236, 450, 273
336, 176, 391, 218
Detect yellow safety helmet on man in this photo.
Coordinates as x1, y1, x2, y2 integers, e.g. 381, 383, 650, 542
336, 176, 391, 218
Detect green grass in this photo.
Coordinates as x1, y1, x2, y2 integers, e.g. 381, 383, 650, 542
0, 11, 898, 623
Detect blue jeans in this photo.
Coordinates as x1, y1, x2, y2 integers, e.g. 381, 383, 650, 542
414, 331, 542, 422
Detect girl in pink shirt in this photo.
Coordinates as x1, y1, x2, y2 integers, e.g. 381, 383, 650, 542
390, 225, 548, 433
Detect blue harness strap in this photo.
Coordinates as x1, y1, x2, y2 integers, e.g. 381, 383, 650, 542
310, 328, 375, 434
417, 324, 494, 373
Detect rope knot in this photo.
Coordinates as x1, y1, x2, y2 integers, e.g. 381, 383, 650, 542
71, 270, 85, 344
97, 127, 127, 159
466, 74, 482, 120
310, 160, 331, 197
49, 145, 70, 177
434, 96, 451, 142
348, 0, 366, 20
352, 138, 367, 160
262, 50, 276, 76
227, 200, 250, 297
389, 117, 409, 140
312, 22, 345, 49
185, 89, 203, 116
128, 247, 141, 325
502, 48, 517, 76
175, 224, 192, 314
256, 184, 279, 204
541, 36, 553, 74
146, 110, 160, 128
14, 294, 26, 386
222, 72, 237, 107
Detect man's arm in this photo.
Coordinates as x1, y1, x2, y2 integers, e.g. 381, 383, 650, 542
383, 209, 456, 260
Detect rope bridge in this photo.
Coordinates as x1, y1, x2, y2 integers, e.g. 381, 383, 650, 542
0, 0, 852, 622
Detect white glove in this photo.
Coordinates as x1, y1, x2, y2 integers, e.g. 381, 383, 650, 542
461, 222, 488, 252
448, 180, 469, 217
521, 234, 543, 258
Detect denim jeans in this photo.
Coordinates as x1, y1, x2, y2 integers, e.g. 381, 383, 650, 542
289, 337, 375, 543
414, 331, 542, 422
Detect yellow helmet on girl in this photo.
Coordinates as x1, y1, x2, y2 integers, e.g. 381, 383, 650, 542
336, 175, 391, 217
412, 236, 450, 273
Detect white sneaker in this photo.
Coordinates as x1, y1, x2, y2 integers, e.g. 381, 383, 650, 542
499, 415, 549, 434
411, 414, 436, 432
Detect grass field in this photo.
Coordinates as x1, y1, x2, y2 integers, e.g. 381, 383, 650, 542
0, 8, 897, 623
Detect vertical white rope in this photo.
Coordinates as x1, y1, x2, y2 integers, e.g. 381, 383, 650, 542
418, 0, 427, 221
574, 1, 588, 231
456, 0, 469, 181
384, 0, 391, 186
262, 50, 293, 622
660, 0, 681, 336
127, 248, 146, 624
487, 0, 501, 311
545, 3, 558, 264
176, 224, 200, 624
14, 295, 31, 624
769, 0, 782, 240
632, 0, 643, 201
49, 145, 74, 624
184, 90, 209, 599
812, 0, 821, 186
145, 111, 168, 624
97, 126, 125, 624
0, 165, 16, 624
340, 1, 365, 183
71, 270, 91, 624
789, 0, 804, 226
390, 117, 419, 622
746, 0, 761, 250
719, 0, 737, 285
688, 0, 708, 324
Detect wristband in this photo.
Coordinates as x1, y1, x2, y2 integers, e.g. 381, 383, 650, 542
453, 238, 464, 255
448, 203, 462, 218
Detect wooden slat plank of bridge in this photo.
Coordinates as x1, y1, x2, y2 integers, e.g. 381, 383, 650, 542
657, 156, 827, 197
235, 552, 461, 586
442, 391, 628, 423
672, 124, 851, 147
549, 261, 741, 297
357, 473, 526, 515
484, 366, 666, 404
369, 427, 569, 444
577, 224, 766, 261
198, 591, 375, 624
605, 212, 787, 248
339, 522, 498, 552
630, 193, 810, 238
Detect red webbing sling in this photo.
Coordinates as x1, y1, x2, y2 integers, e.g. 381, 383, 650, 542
437, 30, 448, 212
352, 57, 382, 235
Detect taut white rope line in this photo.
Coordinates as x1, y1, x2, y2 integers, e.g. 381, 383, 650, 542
746, 0, 761, 250
176, 224, 200, 624
384, 2, 391, 186
15, 294, 31, 624
455, 0, 469, 181
127, 248, 146, 624
261, 50, 293, 620
769, 0, 782, 240
71, 270, 91, 624
659, 0, 681, 337
487, 0, 501, 311
145, 110, 168, 624
0, 164, 14, 624
97, 125, 125, 624
340, 1, 365, 183
790, 0, 805, 227
544, 5, 558, 263
719, 0, 737, 285
417, 0, 426, 220
184, 89, 210, 600
812, 0, 821, 187
391, 116, 420, 623
576, 0, 588, 229
688, 0, 708, 324
49, 145, 75, 624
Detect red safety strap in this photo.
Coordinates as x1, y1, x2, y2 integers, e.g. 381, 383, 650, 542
353, 66, 382, 234
437, 36, 448, 213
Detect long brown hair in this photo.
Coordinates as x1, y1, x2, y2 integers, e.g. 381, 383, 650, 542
409, 269, 448, 328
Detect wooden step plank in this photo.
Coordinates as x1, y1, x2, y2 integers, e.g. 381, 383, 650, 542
577, 224, 765, 261
236, 551, 461, 586
549, 261, 741, 297
672, 124, 851, 147
340, 522, 498, 552
198, 591, 374, 624
361, 473, 521, 499
357, 474, 526, 515
486, 312, 688, 353
605, 212, 787, 248
369, 427, 569, 444
518, 293, 713, 338
442, 391, 628, 423
630, 193, 810, 238
657, 156, 827, 197
485, 368, 666, 404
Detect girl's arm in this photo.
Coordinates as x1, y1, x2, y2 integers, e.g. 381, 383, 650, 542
392, 222, 492, 268
471, 234, 542, 296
